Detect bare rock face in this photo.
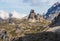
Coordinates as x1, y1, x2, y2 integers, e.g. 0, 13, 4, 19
28, 10, 45, 22
28, 9, 37, 20
28, 9, 45, 22
9, 13, 13, 23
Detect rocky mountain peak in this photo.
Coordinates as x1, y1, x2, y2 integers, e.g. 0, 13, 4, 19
46, 2, 60, 16
30, 9, 34, 13
28, 9, 37, 20
53, 2, 60, 7
45, 2, 60, 21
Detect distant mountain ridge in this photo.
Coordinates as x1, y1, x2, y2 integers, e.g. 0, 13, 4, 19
46, 2, 60, 16
45, 2, 60, 21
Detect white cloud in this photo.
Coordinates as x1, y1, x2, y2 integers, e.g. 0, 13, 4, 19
48, 0, 58, 6
40, 0, 49, 2
0, 10, 27, 19
40, 0, 59, 6
11, 11, 27, 19
0, 0, 60, 15
0, 10, 9, 19
23, 0, 59, 6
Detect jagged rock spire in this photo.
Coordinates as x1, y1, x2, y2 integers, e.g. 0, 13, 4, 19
9, 13, 13, 23
28, 9, 37, 20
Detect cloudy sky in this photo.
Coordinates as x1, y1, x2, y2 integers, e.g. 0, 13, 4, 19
0, 0, 60, 15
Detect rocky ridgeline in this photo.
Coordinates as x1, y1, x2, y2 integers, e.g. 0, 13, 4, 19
44, 2, 60, 27
46, 2, 60, 21
28, 9, 45, 22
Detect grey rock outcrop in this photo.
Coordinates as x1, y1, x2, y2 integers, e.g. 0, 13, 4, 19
28, 9, 37, 20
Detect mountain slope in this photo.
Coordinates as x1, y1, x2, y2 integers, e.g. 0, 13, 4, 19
46, 2, 60, 16
49, 12, 60, 27
45, 2, 60, 21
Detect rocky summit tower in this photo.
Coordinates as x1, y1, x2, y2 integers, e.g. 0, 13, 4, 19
28, 9, 37, 19
28, 9, 37, 22
9, 13, 13, 23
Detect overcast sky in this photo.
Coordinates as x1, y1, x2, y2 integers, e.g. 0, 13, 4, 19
0, 0, 60, 15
